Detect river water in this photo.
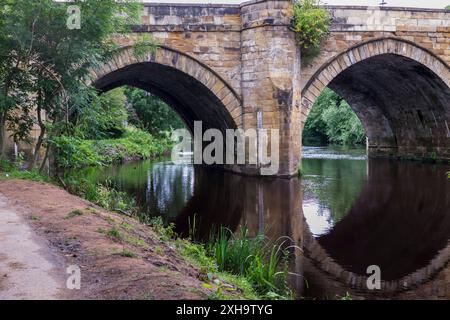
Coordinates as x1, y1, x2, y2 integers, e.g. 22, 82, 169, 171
81, 146, 450, 299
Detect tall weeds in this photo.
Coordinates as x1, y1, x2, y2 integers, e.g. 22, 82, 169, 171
206, 226, 293, 299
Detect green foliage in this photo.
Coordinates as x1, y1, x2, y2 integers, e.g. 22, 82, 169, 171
177, 238, 259, 300
178, 239, 217, 274
208, 227, 264, 275
51, 135, 102, 169
303, 88, 366, 146
61, 175, 138, 217
115, 249, 138, 258
293, 0, 331, 60
65, 210, 84, 220
0, 156, 13, 172
149, 216, 176, 241
0, 0, 152, 166
93, 127, 172, 165
52, 127, 172, 169
446, 5, 450, 10
153, 222, 292, 299
132, 34, 158, 59
73, 88, 128, 140
106, 227, 123, 241
124, 87, 185, 137
0, 157, 52, 182
339, 292, 353, 300
206, 227, 292, 299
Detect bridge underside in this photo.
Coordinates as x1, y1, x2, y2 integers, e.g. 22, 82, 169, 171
328, 53, 450, 160
93, 62, 237, 134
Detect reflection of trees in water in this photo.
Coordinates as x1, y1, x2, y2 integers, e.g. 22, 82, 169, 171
302, 158, 367, 225
147, 163, 194, 220
82, 160, 196, 221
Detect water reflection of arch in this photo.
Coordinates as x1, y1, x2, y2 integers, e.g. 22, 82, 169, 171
302, 159, 450, 295
303, 225, 450, 295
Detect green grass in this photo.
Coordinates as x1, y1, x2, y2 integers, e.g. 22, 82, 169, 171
154, 246, 163, 255
106, 227, 123, 241
0, 167, 52, 183
114, 249, 138, 258
148, 216, 176, 241
30, 214, 41, 221
65, 210, 84, 219
206, 227, 293, 299
171, 224, 294, 300
125, 235, 147, 247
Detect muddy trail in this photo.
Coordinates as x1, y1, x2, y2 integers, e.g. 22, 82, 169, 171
0, 179, 216, 300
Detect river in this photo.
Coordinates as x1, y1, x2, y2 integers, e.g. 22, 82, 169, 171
80, 146, 450, 299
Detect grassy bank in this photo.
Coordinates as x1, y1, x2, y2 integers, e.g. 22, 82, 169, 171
0, 159, 295, 300
51, 126, 172, 169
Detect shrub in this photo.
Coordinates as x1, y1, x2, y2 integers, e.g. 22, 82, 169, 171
293, 0, 331, 58
50, 135, 102, 169
206, 226, 293, 299
52, 126, 172, 169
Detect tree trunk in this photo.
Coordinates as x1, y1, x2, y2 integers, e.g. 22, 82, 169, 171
29, 94, 45, 170
0, 111, 7, 158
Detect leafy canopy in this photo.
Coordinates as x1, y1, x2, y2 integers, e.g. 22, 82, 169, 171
0, 0, 157, 166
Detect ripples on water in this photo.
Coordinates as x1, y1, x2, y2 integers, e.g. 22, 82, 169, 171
80, 146, 450, 299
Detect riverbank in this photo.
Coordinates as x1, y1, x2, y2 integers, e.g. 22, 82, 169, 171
52, 126, 172, 169
0, 179, 251, 300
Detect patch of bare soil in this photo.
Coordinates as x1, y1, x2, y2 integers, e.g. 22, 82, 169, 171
0, 179, 211, 300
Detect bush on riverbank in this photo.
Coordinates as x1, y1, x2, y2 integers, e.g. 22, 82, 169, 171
51, 126, 172, 169
205, 227, 294, 299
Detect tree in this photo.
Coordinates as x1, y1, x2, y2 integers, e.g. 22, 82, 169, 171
303, 88, 366, 146
72, 88, 128, 140
0, 0, 154, 169
0, 0, 35, 156
124, 87, 185, 136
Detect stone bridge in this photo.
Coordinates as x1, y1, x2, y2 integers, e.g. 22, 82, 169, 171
91, 0, 450, 177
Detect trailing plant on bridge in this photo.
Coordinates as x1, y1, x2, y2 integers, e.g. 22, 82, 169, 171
292, 0, 331, 63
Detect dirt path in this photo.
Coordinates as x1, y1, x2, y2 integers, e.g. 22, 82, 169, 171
0, 179, 214, 300
0, 195, 65, 300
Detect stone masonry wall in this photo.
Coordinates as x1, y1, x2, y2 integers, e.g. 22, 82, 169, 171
301, 6, 450, 90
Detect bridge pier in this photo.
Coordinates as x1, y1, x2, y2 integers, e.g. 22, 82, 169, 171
238, 0, 301, 177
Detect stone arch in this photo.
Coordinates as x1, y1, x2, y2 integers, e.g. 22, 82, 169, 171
301, 37, 450, 160
88, 45, 242, 132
